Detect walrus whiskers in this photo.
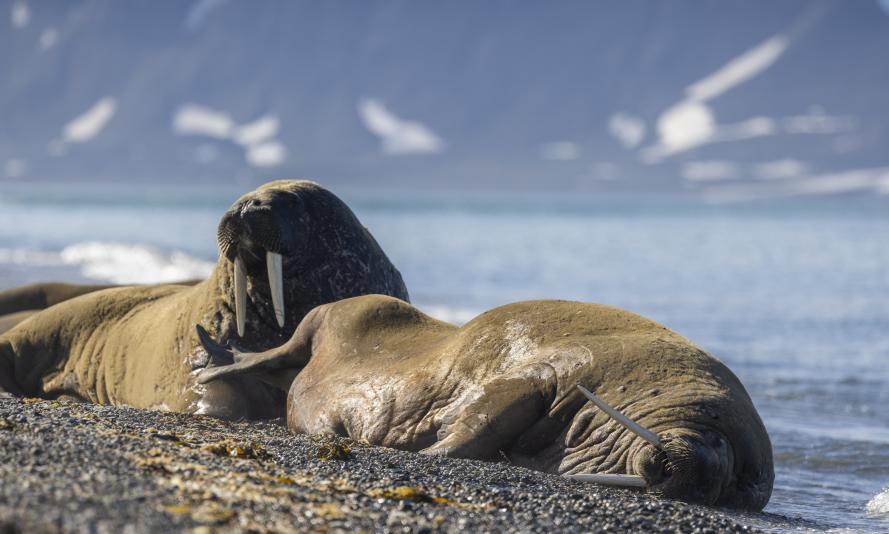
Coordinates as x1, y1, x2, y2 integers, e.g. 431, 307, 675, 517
567, 473, 648, 488
234, 256, 247, 337
267, 251, 285, 328
576, 385, 662, 448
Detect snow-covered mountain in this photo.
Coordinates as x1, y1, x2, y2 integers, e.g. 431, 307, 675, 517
3, 0, 889, 198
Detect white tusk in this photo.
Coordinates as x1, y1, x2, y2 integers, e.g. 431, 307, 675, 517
234, 256, 247, 337
567, 473, 648, 488
577, 385, 662, 448
267, 251, 285, 328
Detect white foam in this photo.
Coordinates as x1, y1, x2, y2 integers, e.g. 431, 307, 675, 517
63, 98, 117, 143
608, 113, 646, 149
357, 98, 445, 155
866, 488, 889, 516
245, 140, 287, 168
172, 104, 234, 139
11, 1, 29, 29
58, 242, 214, 284
540, 142, 580, 161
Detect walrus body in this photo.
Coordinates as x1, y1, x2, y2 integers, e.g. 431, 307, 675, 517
198, 295, 774, 510
0, 181, 409, 419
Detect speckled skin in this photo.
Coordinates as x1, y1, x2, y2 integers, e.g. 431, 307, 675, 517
0, 181, 409, 420
198, 295, 774, 510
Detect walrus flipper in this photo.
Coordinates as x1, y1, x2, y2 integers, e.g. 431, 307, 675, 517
422, 363, 558, 461
195, 325, 299, 391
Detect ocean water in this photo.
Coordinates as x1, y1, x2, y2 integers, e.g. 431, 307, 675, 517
1, 182, 887, 532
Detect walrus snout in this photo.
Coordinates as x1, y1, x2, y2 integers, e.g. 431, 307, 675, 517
645, 430, 734, 507
216, 189, 310, 335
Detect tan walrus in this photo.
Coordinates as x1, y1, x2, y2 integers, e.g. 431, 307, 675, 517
0, 180, 409, 419
0, 282, 203, 335
196, 295, 774, 510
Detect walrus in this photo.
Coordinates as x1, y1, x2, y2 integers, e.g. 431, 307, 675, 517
196, 295, 774, 510
0, 180, 409, 419
0, 281, 203, 335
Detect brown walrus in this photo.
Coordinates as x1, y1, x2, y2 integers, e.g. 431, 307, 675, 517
0, 180, 409, 419
196, 294, 774, 510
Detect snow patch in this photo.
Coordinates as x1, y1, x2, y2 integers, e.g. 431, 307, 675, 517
540, 142, 580, 161
234, 115, 280, 146
4, 159, 26, 179
703, 166, 889, 201
681, 161, 740, 182
172, 104, 287, 167
641, 30, 791, 162
753, 159, 808, 180
782, 107, 857, 134
63, 98, 117, 143
39, 28, 58, 50
608, 113, 646, 149
357, 98, 445, 155
686, 36, 789, 102
173, 104, 234, 139
11, 1, 29, 29
246, 141, 287, 168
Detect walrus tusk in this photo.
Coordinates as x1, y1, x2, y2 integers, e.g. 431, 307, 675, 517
267, 251, 285, 328
234, 256, 247, 337
567, 473, 648, 488
577, 384, 662, 448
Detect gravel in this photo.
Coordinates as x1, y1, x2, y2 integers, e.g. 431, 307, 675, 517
0, 397, 786, 533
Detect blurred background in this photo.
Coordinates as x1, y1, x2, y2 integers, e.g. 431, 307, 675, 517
3, 0, 889, 197
1, 1, 888, 532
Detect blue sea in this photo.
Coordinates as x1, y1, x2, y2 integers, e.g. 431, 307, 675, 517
1, 182, 887, 533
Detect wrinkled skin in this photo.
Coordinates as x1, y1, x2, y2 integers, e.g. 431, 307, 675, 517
0, 180, 409, 419
198, 295, 774, 510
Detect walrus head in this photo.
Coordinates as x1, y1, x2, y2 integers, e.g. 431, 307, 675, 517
211, 180, 408, 348
570, 385, 774, 510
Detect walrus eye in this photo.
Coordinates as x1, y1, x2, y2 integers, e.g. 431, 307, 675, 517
267, 251, 285, 328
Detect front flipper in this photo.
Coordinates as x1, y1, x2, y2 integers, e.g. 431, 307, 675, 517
422, 363, 558, 461
194, 325, 300, 391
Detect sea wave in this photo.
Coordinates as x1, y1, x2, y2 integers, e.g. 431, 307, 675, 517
59, 242, 215, 284
866, 488, 889, 516
0, 242, 215, 285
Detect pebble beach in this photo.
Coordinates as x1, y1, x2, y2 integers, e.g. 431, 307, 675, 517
0, 396, 782, 533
